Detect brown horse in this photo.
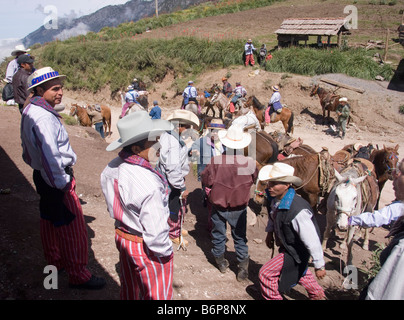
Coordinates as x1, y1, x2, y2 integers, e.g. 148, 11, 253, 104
369, 144, 399, 209
310, 84, 340, 124
88, 104, 112, 137
245, 96, 294, 134
70, 104, 92, 127
254, 148, 334, 212
246, 131, 279, 171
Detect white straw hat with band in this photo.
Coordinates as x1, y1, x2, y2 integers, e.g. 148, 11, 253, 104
27, 67, 66, 92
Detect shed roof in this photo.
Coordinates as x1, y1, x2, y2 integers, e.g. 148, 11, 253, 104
275, 18, 349, 36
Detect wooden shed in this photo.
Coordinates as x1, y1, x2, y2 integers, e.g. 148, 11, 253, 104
275, 18, 351, 48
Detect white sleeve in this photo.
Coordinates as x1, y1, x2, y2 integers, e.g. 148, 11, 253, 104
158, 133, 186, 190
292, 209, 325, 269
350, 202, 404, 228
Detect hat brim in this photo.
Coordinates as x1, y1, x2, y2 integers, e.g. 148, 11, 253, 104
27, 74, 66, 92
258, 165, 302, 186
12, 49, 30, 56
106, 119, 173, 152
218, 129, 251, 149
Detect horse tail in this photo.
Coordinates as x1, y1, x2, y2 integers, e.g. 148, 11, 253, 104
287, 111, 294, 134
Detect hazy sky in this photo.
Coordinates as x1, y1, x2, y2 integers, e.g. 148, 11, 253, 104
0, 0, 130, 40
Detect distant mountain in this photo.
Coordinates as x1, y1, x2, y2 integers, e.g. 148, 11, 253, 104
22, 0, 210, 47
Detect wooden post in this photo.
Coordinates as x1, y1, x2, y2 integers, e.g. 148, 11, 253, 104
337, 32, 342, 48
384, 28, 389, 62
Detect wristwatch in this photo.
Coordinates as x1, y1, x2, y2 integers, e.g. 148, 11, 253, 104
315, 266, 325, 271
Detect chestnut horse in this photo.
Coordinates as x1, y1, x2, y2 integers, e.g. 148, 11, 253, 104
254, 148, 334, 212
70, 104, 92, 127
309, 84, 342, 124
245, 96, 294, 134
369, 144, 399, 209
247, 131, 279, 171
88, 104, 112, 137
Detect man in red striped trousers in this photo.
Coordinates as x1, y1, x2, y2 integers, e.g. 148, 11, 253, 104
257, 163, 326, 300
21, 67, 105, 290
102, 111, 174, 300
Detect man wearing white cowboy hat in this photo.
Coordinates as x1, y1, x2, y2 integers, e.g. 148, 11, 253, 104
265, 85, 283, 124
4, 45, 31, 84
101, 111, 175, 300
244, 39, 256, 66
20, 67, 106, 290
201, 125, 258, 281
336, 97, 350, 140
157, 109, 200, 247
257, 162, 326, 300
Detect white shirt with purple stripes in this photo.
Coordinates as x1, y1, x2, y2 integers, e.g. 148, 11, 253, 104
21, 103, 75, 190
101, 157, 173, 258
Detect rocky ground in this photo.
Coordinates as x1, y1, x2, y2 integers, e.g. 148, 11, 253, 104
1, 66, 403, 301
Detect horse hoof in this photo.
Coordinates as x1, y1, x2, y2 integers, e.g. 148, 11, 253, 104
362, 244, 369, 251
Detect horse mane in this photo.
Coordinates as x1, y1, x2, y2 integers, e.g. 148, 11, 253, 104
252, 96, 265, 110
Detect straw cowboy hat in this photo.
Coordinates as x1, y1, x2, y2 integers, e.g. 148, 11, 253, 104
166, 109, 200, 128
207, 118, 226, 130
106, 111, 173, 152
271, 85, 280, 92
27, 67, 66, 92
218, 125, 252, 150
11, 45, 30, 56
247, 39, 252, 43
258, 162, 302, 186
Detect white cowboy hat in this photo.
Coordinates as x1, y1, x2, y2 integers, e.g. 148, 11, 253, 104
339, 97, 348, 102
258, 162, 302, 186
27, 67, 66, 92
106, 111, 173, 152
166, 109, 200, 128
11, 45, 30, 56
218, 125, 252, 150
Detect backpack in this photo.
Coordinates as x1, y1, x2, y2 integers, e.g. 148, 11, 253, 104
2, 83, 14, 101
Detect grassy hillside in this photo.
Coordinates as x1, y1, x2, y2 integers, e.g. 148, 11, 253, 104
1, 0, 400, 96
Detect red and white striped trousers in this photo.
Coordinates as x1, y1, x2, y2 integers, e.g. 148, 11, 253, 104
40, 178, 92, 285
115, 233, 174, 300
259, 253, 324, 300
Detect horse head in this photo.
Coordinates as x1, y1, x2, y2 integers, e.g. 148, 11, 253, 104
383, 144, 399, 180
254, 178, 267, 205
309, 84, 319, 97
333, 169, 368, 231
70, 103, 79, 116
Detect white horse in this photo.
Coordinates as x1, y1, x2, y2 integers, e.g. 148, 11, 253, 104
323, 163, 379, 265
229, 109, 261, 132
184, 102, 199, 116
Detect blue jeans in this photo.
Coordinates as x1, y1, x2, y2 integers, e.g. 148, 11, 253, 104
95, 122, 105, 139
211, 207, 248, 262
